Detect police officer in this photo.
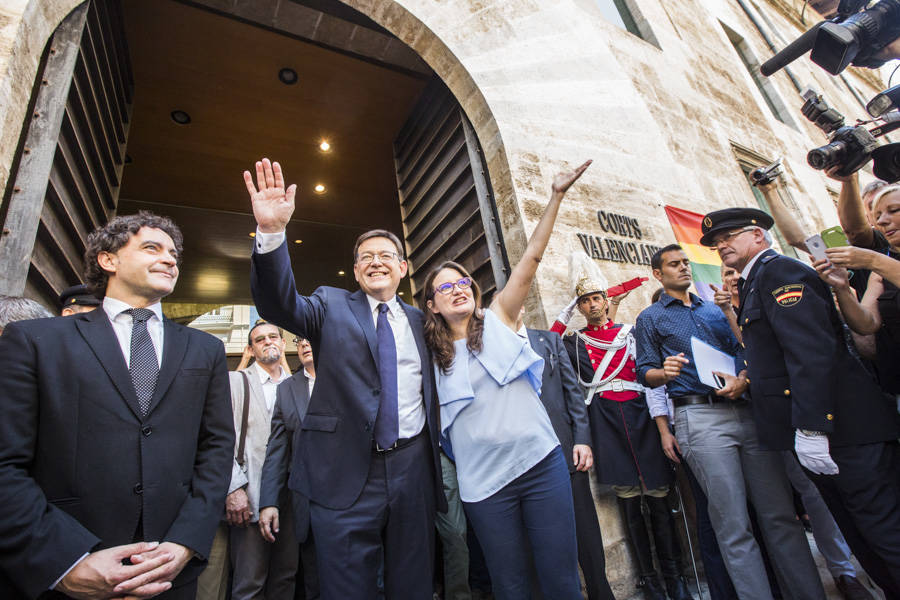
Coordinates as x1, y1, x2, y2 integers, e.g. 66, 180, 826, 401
58, 283, 101, 316
700, 207, 900, 598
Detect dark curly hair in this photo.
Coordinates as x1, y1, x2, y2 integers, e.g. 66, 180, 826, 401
423, 261, 484, 374
84, 211, 184, 296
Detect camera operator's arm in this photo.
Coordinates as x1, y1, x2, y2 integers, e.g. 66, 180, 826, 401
873, 38, 900, 63
758, 181, 809, 252
830, 171, 876, 248
814, 259, 882, 335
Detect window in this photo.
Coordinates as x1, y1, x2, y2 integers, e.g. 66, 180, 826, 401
722, 24, 796, 127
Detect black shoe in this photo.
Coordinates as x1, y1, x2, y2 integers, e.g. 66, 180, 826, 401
663, 575, 694, 600
834, 575, 874, 600
638, 575, 667, 600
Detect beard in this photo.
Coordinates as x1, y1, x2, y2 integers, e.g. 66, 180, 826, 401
256, 347, 282, 365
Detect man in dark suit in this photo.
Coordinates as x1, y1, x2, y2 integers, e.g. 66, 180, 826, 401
518, 315, 615, 600
0, 212, 234, 599
700, 207, 900, 598
259, 337, 319, 599
243, 158, 444, 599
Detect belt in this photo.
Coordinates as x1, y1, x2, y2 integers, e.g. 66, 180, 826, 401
672, 393, 747, 407
373, 430, 423, 453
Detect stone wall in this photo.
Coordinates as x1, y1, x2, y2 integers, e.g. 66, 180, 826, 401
0, 0, 892, 594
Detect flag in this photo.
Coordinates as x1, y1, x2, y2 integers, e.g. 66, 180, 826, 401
663, 205, 722, 301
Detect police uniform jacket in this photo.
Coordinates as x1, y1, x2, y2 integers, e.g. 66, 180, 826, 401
737, 249, 898, 451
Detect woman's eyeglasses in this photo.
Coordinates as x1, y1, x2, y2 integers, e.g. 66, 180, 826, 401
434, 277, 473, 295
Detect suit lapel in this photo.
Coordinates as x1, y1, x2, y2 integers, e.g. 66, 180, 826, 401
738, 249, 775, 318
348, 289, 379, 367
75, 307, 143, 421
289, 372, 311, 421
147, 317, 188, 416
244, 366, 269, 421
401, 300, 429, 373
527, 329, 552, 376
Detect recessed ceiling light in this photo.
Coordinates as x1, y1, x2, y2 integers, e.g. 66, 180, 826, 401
314, 184, 326, 194
278, 67, 298, 85
337, 270, 345, 276
170, 110, 191, 125
294, 239, 303, 244
319, 140, 331, 152
249, 232, 256, 238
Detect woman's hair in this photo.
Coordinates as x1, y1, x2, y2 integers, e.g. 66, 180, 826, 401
423, 261, 484, 373
871, 183, 900, 213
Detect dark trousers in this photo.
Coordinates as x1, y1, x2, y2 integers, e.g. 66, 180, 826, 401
571, 470, 615, 600
806, 441, 900, 599
463, 447, 581, 600
308, 433, 436, 600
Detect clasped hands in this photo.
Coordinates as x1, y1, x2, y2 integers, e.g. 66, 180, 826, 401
56, 541, 192, 600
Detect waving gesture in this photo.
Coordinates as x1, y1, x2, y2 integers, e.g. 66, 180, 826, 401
244, 158, 296, 233
552, 160, 592, 197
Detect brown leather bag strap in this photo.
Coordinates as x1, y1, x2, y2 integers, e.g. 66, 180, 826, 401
236, 370, 250, 468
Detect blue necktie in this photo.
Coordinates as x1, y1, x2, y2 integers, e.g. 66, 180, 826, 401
126, 308, 159, 416
374, 303, 399, 449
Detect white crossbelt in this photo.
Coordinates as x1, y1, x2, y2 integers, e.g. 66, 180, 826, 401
576, 324, 644, 405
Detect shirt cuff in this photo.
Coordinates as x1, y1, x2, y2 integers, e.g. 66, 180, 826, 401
52, 552, 89, 590
254, 228, 285, 254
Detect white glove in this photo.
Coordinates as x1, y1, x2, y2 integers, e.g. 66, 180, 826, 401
794, 430, 839, 475
555, 297, 579, 326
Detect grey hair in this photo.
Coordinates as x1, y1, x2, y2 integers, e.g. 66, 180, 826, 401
754, 226, 774, 247
871, 184, 900, 212
0, 295, 54, 329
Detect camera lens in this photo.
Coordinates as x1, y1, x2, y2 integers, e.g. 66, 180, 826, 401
808, 140, 848, 170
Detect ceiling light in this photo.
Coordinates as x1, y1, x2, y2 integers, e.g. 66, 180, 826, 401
314, 184, 326, 194
278, 67, 298, 85
337, 270, 345, 276
170, 110, 191, 125
294, 239, 302, 244
319, 140, 331, 152
249, 232, 256, 238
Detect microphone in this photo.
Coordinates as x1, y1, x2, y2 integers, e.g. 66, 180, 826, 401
761, 21, 825, 77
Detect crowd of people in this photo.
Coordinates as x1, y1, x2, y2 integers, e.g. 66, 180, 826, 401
0, 154, 897, 600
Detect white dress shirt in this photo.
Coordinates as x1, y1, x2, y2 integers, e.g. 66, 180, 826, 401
102, 296, 164, 367
252, 361, 288, 413
740, 248, 770, 281
366, 294, 425, 438
304, 368, 316, 398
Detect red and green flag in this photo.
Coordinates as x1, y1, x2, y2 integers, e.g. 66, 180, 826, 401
663, 205, 722, 301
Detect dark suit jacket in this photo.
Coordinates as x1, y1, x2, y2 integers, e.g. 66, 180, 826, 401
251, 241, 445, 512
527, 328, 591, 472
259, 370, 313, 542
738, 249, 899, 450
0, 308, 234, 599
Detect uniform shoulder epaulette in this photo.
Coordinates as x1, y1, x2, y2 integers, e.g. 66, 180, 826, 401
761, 253, 778, 264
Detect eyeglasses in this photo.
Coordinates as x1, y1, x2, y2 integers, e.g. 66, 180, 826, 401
356, 251, 401, 265
711, 227, 756, 247
292, 337, 300, 344
434, 277, 473, 295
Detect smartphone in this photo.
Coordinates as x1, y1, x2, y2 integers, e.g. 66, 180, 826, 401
821, 226, 849, 248
805, 234, 829, 262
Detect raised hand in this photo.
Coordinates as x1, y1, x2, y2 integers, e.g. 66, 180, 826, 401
243, 158, 296, 233
551, 160, 592, 197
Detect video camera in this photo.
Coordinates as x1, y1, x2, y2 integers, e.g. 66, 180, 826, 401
760, 0, 900, 77
800, 87, 900, 181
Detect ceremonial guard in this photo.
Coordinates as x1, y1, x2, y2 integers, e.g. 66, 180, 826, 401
552, 260, 692, 600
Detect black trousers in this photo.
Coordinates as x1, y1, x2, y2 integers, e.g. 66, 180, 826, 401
571, 470, 615, 600
805, 440, 900, 600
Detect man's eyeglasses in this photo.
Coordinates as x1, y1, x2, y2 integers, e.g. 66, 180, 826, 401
711, 227, 756, 247
356, 251, 401, 265
434, 277, 473, 295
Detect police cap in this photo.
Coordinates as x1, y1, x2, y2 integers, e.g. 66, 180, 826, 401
699, 207, 774, 247
59, 284, 101, 308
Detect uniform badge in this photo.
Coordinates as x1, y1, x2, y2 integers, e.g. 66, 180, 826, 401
703, 216, 712, 228
772, 284, 804, 307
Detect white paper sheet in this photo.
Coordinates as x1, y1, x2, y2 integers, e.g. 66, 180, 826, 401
690, 336, 736, 389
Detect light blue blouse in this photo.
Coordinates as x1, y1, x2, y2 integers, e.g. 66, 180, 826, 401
436, 309, 560, 502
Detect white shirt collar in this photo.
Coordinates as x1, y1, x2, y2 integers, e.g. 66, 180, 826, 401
252, 360, 287, 385
103, 296, 163, 322
740, 248, 770, 280
366, 293, 401, 316
303, 367, 315, 380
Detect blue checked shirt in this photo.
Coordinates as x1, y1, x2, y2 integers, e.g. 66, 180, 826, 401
634, 292, 743, 398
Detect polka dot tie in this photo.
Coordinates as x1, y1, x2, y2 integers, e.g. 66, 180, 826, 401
125, 308, 159, 416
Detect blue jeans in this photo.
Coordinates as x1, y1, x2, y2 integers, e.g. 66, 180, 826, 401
463, 446, 581, 600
